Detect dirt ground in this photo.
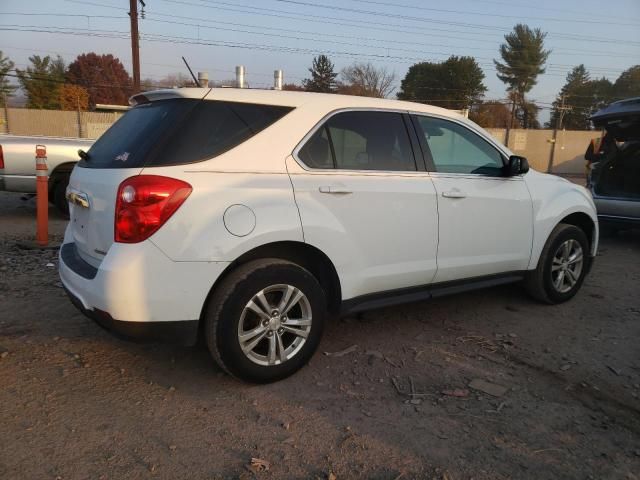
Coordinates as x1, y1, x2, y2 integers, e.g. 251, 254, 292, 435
0, 191, 639, 480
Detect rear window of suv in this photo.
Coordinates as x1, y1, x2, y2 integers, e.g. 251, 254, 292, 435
81, 98, 293, 168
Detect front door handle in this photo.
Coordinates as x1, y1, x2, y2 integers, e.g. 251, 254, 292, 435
319, 186, 352, 194
441, 189, 466, 199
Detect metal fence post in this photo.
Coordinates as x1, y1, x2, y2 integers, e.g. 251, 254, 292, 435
547, 128, 558, 173
77, 107, 83, 138
2, 94, 9, 134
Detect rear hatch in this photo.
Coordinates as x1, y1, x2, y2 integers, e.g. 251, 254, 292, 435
67, 89, 294, 266
68, 91, 209, 266
589, 97, 640, 202
591, 97, 640, 142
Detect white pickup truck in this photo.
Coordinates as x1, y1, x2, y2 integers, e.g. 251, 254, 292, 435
0, 134, 94, 214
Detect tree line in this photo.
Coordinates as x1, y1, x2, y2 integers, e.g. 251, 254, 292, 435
1, 22, 638, 129
0, 52, 132, 110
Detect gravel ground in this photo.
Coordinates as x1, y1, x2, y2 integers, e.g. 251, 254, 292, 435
0, 191, 639, 480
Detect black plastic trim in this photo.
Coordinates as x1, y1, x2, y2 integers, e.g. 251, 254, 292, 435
63, 285, 199, 346
340, 272, 525, 315
597, 214, 640, 225
61, 243, 98, 279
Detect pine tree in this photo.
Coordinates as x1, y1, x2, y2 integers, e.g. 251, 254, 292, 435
548, 65, 591, 130
494, 24, 550, 128
546, 65, 616, 130
613, 65, 640, 98
16, 55, 65, 109
304, 55, 338, 93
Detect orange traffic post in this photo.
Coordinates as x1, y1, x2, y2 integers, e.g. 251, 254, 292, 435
35, 144, 48, 247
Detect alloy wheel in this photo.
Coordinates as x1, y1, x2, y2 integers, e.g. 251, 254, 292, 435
237, 284, 312, 366
551, 239, 584, 294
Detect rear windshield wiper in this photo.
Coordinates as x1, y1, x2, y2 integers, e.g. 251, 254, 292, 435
78, 149, 90, 161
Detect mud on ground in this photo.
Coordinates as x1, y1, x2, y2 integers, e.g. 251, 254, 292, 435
0, 192, 639, 480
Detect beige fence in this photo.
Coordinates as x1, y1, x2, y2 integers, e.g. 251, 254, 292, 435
0, 107, 596, 175
1, 108, 124, 139
484, 128, 593, 175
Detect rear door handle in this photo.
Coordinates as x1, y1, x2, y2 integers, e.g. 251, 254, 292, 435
441, 189, 467, 199
319, 186, 352, 194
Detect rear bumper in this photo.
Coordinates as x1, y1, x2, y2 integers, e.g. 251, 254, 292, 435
59, 232, 229, 346
64, 284, 199, 345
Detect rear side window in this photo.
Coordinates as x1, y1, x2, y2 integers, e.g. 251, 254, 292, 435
298, 111, 417, 171
82, 99, 293, 168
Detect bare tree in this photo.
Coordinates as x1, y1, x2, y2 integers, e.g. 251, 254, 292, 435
339, 63, 396, 98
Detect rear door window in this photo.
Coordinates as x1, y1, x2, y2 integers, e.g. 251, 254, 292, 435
82, 99, 293, 168
298, 111, 417, 171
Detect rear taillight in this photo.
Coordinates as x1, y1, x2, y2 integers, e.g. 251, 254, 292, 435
0, 145, 4, 169
115, 175, 192, 243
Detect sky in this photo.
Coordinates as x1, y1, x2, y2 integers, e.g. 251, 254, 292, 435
1, 0, 639, 123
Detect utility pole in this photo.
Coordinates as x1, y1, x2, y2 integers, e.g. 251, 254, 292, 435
129, 0, 145, 93
555, 94, 572, 131
547, 95, 572, 173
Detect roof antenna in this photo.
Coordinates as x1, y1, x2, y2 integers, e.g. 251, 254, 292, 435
182, 56, 201, 87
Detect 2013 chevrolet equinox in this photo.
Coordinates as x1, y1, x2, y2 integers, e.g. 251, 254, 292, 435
59, 88, 598, 382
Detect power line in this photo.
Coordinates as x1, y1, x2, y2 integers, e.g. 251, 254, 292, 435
1, 23, 629, 77
63, 0, 640, 50
347, 0, 640, 27
4, 9, 634, 60
1, 25, 630, 80
3, 12, 635, 69
162, 0, 640, 46
141, 13, 635, 61
258, 0, 640, 42
140, 16, 632, 73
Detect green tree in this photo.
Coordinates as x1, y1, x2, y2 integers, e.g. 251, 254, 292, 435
547, 66, 617, 130
0, 50, 16, 105
613, 65, 640, 98
397, 56, 486, 109
16, 55, 65, 109
517, 99, 541, 129
494, 24, 550, 128
304, 55, 338, 93
548, 65, 591, 130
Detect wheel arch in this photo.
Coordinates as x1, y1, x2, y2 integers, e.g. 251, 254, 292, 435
529, 207, 598, 270
560, 211, 597, 253
48, 162, 76, 192
199, 240, 342, 331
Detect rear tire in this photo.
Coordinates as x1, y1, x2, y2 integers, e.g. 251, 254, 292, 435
52, 176, 70, 217
524, 224, 589, 304
204, 259, 326, 383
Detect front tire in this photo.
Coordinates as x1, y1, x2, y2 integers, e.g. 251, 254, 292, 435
524, 224, 589, 304
204, 259, 326, 383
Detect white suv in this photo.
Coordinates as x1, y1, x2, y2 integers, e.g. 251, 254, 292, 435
59, 88, 598, 382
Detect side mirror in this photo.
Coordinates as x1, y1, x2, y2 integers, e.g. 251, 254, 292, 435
506, 155, 529, 176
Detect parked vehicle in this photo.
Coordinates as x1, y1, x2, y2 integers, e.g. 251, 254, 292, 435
59, 88, 599, 382
0, 134, 93, 214
588, 97, 640, 227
